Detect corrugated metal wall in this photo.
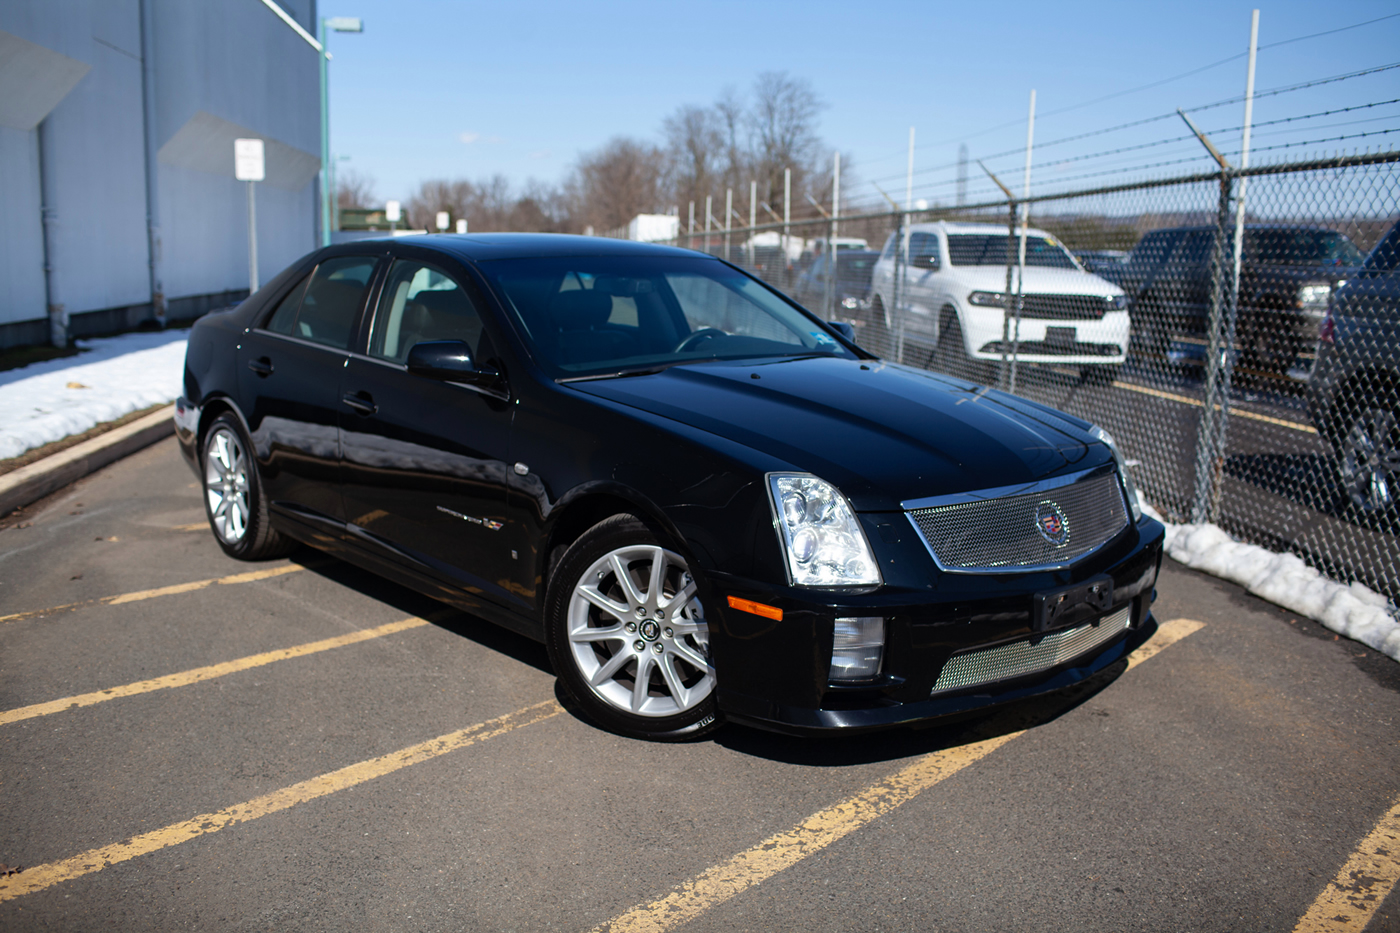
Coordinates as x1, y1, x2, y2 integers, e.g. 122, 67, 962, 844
0, 0, 321, 348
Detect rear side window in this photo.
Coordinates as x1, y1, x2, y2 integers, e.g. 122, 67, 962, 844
909, 232, 940, 268
264, 275, 310, 335
264, 256, 378, 349
1127, 231, 1180, 270
1367, 223, 1400, 272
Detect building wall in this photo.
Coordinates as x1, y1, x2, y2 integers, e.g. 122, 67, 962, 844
0, 0, 320, 347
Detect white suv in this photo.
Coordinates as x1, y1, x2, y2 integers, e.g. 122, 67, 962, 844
868, 221, 1130, 376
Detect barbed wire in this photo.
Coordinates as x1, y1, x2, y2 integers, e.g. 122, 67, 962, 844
867, 62, 1400, 188
859, 12, 1400, 171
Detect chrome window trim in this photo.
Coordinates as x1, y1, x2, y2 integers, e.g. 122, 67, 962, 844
903, 463, 1130, 575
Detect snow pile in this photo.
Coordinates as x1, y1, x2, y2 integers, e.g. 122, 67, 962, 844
0, 329, 189, 461
1142, 500, 1400, 662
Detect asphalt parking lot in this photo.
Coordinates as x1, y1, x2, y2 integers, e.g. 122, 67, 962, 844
2, 436, 1399, 932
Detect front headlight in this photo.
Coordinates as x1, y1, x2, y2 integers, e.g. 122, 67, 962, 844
1089, 425, 1142, 522
1297, 283, 1331, 313
768, 474, 881, 586
840, 295, 861, 310
967, 291, 1007, 307
1107, 294, 1129, 310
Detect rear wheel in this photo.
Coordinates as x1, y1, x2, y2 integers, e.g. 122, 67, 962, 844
545, 514, 719, 741
201, 413, 289, 560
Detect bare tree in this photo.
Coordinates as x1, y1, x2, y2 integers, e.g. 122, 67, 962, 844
336, 168, 378, 210
662, 105, 723, 221
749, 72, 825, 211
565, 136, 665, 234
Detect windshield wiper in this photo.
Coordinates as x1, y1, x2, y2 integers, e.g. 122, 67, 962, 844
557, 361, 693, 383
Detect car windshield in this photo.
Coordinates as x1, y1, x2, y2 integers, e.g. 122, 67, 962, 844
946, 234, 1079, 269
1244, 229, 1365, 267
478, 254, 856, 378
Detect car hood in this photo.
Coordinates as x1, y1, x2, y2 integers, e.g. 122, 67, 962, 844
568, 357, 1102, 511
942, 265, 1124, 296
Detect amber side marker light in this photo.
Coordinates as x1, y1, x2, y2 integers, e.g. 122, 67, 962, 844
727, 596, 783, 621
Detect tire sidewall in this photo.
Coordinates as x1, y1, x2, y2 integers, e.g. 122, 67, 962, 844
544, 513, 721, 741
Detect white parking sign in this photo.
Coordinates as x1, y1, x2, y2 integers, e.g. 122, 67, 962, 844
234, 138, 265, 182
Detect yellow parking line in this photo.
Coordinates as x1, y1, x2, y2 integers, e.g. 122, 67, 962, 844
1113, 380, 1316, 434
590, 617, 1205, 933
0, 700, 563, 904
0, 616, 431, 726
0, 564, 304, 625
1292, 793, 1400, 933
172, 522, 207, 532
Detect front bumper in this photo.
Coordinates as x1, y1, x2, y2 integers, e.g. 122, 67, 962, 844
710, 516, 1164, 735
966, 308, 1130, 365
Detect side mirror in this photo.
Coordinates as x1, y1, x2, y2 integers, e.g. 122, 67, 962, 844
406, 340, 499, 387
826, 321, 856, 343
912, 254, 939, 270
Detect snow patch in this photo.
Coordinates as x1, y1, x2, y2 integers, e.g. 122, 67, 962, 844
1141, 499, 1400, 662
0, 330, 189, 461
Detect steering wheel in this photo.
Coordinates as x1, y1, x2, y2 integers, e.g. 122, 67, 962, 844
674, 328, 728, 353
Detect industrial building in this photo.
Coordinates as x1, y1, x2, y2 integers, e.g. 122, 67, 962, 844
0, 0, 322, 350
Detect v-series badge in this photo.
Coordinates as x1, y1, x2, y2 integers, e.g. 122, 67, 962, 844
436, 505, 504, 531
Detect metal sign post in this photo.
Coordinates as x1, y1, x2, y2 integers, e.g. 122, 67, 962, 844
234, 138, 265, 293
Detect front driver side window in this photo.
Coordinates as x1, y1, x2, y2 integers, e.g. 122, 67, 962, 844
369, 260, 485, 364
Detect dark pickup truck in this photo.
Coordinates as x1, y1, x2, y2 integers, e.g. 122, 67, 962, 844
1106, 224, 1364, 379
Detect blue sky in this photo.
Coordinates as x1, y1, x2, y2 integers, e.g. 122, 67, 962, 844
317, 0, 1400, 211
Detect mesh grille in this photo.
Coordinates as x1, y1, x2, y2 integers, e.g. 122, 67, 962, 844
931, 607, 1132, 695
908, 471, 1129, 571
1017, 294, 1111, 320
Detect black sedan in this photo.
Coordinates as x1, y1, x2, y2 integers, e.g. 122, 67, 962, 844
174, 234, 1164, 740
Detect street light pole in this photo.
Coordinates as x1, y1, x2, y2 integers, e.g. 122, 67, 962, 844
318, 16, 362, 247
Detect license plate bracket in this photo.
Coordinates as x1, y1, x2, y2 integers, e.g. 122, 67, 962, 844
1032, 574, 1113, 632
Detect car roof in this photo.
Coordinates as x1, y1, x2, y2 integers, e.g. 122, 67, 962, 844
907, 221, 1053, 238
333, 232, 705, 263
1141, 223, 1342, 235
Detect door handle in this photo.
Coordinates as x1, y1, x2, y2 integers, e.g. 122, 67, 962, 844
341, 391, 377, 415
247, 357, 273, 377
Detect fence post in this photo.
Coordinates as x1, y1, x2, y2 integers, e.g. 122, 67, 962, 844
1191, 169, 1238, 523
892, 208, 904, 363
725, 188, 733, 263
783, 168, 791, 289
688, 201, 694, 250
1002, 198, 1016, 389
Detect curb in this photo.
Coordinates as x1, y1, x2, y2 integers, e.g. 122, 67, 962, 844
0, 405, 176, 518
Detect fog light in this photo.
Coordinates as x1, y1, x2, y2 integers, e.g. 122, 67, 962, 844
830, 616, 885, 682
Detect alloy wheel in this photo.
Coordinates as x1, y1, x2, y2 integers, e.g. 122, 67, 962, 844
205, 426, 252, 543
565, 544, 714, 718
1340, 406, 1400, 511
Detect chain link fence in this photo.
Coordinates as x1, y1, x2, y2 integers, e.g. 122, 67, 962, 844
669, 151, 1400, 597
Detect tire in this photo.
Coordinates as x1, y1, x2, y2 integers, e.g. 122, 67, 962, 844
201, 413, 290, 560
1337, 400, 1400, 512
934, 309, 988, 383
544, 514, 720, 741
862, 297, 893, 357
1080, 365, 1122, 386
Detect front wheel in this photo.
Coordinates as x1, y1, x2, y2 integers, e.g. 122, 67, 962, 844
545, 514, 720, 741
861, 297, 893, 357
1339, 403, 1400, 511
